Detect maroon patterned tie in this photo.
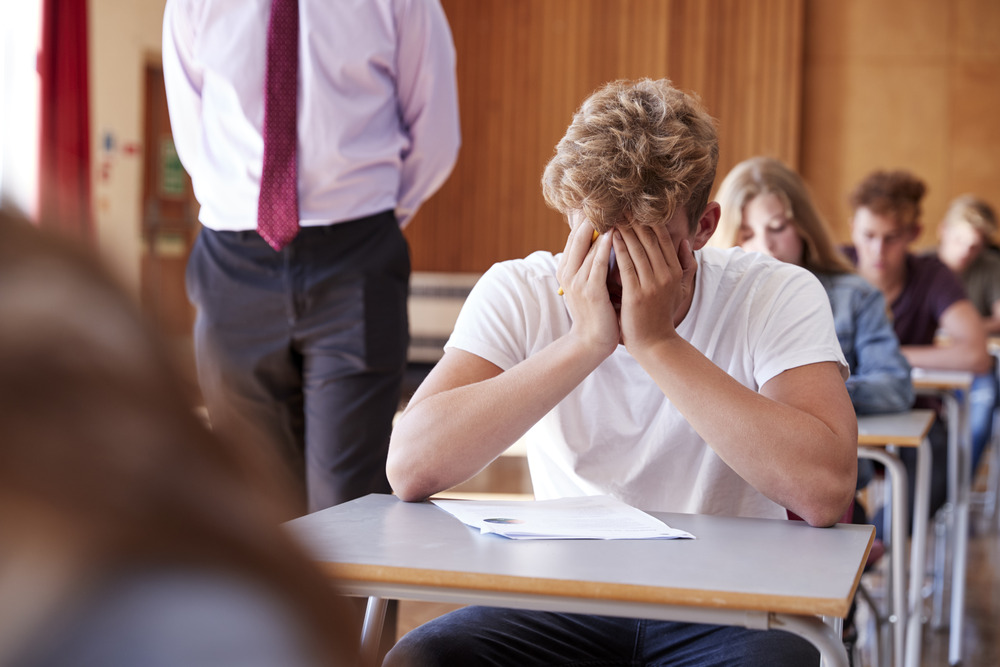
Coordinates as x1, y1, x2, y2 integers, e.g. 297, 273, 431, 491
257, 0, 299, 251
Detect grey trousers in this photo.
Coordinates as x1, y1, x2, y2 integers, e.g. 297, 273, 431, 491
186, 211, 408, 513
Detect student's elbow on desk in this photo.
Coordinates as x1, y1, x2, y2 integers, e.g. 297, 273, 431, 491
386, 445, 436, 503
386, 425, 461, 502
795, 486, 856, 528
389, 481, 432, 504
790, 457, 857, 527
386, 465, 433, 503
778, 426, 857, 527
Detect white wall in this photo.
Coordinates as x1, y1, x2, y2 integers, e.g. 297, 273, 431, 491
88, 0, 167, 295
0, 0, 42, 217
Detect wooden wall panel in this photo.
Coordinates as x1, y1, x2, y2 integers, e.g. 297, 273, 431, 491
405, 0, 805, 272
801, 0, 1000, 248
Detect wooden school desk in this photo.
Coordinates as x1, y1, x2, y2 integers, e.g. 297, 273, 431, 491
857, 409, 936, 667
287, 493, 874, 667
910, 368, 973, 666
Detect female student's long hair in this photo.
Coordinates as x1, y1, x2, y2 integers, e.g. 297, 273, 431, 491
711, 156, 855, 275
0, 208, 358, 663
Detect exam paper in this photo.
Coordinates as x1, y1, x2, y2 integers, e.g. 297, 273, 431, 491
430, 495, 694, 540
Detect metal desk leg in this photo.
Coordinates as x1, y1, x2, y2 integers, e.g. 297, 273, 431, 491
904, 438, 932, 667
943, 393, 971, 666
770, 613, 849, 667
360, 596, 388, 667
859, 447, 908, 667
931, 504, 950, 629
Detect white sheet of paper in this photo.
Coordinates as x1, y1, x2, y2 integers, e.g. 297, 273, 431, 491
430, 495, 694, 540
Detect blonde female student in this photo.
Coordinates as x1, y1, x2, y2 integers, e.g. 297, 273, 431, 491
710, 156, 921, 546
711, 156, 913, 417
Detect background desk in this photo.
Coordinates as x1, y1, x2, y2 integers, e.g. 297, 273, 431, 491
857, 409, 936, 667
911, 368, 973, 666
288, 493, 873, 667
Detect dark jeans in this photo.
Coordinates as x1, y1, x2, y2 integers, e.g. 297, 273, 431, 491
874, 416, 949, 541
186, 211, 409, 512
384, 606, 819, 667
969, 370, 998, 476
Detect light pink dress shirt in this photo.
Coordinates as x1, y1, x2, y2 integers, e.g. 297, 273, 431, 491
162, 0, 460, 230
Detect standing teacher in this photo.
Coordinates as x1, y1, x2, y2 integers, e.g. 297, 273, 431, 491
163, 0, 460, 513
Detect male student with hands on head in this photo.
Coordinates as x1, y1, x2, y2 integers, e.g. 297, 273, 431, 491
385, 76, 856, 667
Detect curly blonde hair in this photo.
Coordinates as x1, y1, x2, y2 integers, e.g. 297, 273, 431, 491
942, 194, 998, 238
542, 78, 719, 233
712, 156, 854, 274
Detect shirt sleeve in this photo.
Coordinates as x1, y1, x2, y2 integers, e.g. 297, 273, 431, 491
161, 0, 206, 180
749, 266, 850, 388
392, 0, 461, 227
979, 253, 1000, 315
847, 283, 915, 414
928, 257, 969, 319
445, 261, 534, 370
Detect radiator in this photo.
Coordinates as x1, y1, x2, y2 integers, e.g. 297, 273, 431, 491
407, 271, 481, 363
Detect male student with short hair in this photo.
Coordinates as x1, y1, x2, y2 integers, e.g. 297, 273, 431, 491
385, 78, 857, 667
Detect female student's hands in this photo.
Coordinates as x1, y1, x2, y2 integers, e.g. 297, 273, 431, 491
556, 213, 620, 358
614, 224, 697, 354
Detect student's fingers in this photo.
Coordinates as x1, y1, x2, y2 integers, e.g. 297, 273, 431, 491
557, 218, 590, 287
635, 224, 685, 292
613, 228, 639, 292
564, 229, 619, 353
556, 215, 600, 289
651, 223, 680, 275
587, 231, 613, 287
616, 226, 656, 288
572, 229, 611, 299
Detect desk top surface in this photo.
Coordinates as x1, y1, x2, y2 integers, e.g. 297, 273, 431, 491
288, 494, 873, 618
911, 368, 974, 390
857, 408, 936, 447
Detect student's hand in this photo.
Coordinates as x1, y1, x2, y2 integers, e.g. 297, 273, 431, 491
614, 224, 696, 354
556, 214, 620, 358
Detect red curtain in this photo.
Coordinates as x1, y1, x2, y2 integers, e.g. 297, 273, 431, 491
37, 0, 93, 242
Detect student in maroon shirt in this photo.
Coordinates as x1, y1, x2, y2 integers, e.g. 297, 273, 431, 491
843, 170, 992, 531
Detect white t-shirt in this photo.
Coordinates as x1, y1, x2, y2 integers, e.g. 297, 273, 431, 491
446, 246, 849, 519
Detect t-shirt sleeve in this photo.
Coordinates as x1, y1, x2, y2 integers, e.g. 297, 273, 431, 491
444, 261, 538, 370
749, 267, 850, 388
979, 255, 1000, 313
928, 258, 969, 320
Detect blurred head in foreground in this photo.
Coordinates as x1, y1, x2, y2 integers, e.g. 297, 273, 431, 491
0, 209, 357, 666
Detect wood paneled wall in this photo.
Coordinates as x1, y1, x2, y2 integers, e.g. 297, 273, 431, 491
406, 0, 805, 272
800, 0, 1000, 248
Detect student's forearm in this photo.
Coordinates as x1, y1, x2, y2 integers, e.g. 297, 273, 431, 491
902, 344, 993, 375
387, 338, 609, 501
632, 336, 857, 526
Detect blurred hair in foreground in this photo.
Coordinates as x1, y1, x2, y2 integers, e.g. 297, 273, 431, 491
0, 208, 358, 666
